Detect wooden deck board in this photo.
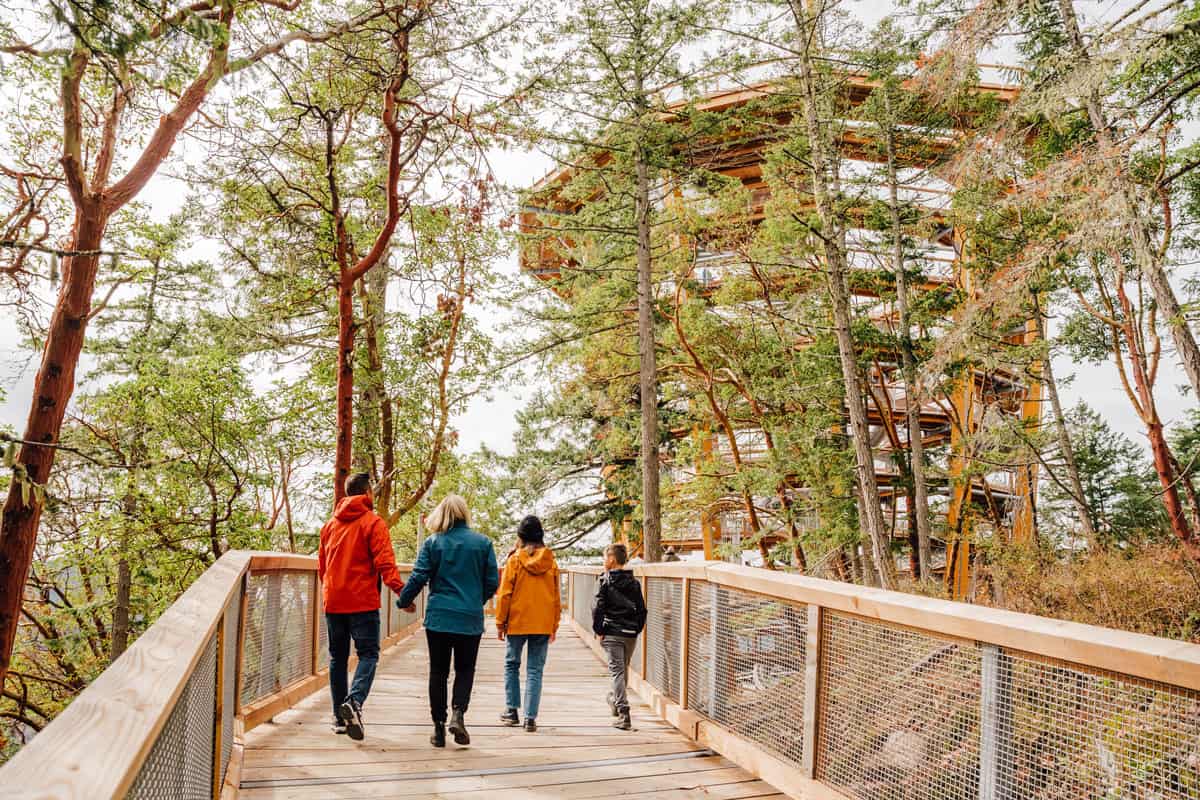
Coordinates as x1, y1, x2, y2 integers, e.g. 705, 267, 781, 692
239, 622, 780, 799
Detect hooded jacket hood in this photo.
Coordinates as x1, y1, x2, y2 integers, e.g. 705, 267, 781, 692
515, 545, 556, 575
334, 494, 373, 522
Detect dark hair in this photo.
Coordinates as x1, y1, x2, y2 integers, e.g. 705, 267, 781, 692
605, 543, 628, 565
517, 515, 544, 544
345, 472, 372, 498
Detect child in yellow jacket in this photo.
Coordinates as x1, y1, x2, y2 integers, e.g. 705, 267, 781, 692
495, 516, 561, 731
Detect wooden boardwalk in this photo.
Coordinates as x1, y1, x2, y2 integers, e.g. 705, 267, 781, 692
238, 622, 786, 799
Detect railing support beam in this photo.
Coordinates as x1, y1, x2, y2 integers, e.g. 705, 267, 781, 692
979, 644, 1014, 800
800, 604, 822, 779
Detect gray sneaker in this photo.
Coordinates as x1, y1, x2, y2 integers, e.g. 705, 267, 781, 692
613, 709, 631, 731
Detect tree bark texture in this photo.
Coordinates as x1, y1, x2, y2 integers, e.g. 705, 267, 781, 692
791, 0, 894, 588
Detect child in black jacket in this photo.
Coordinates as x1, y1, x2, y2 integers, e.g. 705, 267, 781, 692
592, 544, 646, 730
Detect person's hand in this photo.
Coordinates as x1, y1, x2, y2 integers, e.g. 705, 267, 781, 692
598, 634, 605, 642
549, 632, 556, 644
405, 603, 417, 613
497, 626, 506, 641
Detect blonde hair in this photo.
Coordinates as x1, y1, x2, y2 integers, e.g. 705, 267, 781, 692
425, 494, 470, 534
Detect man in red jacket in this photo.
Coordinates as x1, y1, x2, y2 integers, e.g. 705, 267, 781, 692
319, 472, 413, 740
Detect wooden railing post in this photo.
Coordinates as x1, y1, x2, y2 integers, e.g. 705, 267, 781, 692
679, 577, 691, 709
800, 604, 823, 779
211, 614, 225, 800
311, 571, 322, 674
568, 571, 574, 622
979, 644, 1014, 800
233, 572, 247, 719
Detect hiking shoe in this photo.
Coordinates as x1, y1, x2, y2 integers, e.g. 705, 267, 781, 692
499, 708, 519, 727
448, 708, 470, 745
606, 692, 618, 717
613, 709, 632, 731
339, 699, 364, 741
524, 718, 537, 733
431, 721, 446, 748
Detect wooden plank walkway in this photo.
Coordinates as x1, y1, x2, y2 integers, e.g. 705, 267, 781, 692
238, 621, 785, 799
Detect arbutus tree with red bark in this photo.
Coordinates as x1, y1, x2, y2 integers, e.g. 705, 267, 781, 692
199, 0, 516, 506
0, 0, 428, 696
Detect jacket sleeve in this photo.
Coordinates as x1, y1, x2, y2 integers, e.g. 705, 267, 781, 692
551, 563, 561, 634
494, 559, 516, 629
482, 545, 500, 603
397, 538, 433, 608
633, 580, 647, 633
317, 523, 327, 582
592, 576, 606, 636
368, 518, 406, 595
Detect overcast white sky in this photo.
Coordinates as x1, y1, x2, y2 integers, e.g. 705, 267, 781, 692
0, 0, 1194, 468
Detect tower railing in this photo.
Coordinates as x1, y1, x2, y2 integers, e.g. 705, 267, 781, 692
565, 561, 1200, 800
2, 551, 422, 800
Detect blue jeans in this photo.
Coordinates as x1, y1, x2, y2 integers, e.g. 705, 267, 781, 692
504, 634, 550, 719
326, 610, 380, 717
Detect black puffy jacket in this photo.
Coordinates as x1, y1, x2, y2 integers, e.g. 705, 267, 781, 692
592, 569, 647, 637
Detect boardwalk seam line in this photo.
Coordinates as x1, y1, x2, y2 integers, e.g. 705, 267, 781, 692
239, 747, 716, 788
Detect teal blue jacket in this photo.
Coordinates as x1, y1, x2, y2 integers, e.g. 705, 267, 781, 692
397, 521, 499, 636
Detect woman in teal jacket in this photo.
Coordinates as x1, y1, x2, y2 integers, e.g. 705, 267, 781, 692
397, 494, 499, 748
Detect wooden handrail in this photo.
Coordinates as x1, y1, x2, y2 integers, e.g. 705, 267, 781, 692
2, 550, 419, 800
564, 561, 1200, 691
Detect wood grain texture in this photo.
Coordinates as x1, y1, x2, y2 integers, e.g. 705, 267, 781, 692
1, 551, 253, 799
237, 620, 776, 800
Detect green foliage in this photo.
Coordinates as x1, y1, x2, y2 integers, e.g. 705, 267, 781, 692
1043, 404, 1166, 547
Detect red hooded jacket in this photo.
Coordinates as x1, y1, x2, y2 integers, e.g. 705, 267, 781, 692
318, 494, 406, 614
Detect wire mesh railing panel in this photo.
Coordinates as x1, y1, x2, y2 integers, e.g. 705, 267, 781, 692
219, 588, 240, 785
393, 569, 421, 631
274, 571, 314, 690
817, 611, 982, 800
128, 634, 217, 800
645, 577, 683, 702
316, 582, 329, 671
988, 650, 1200, 799
239, 571, 314, 705
572, 572, 598, 632
687, 581, 807, 764
384, 584, 398, 637
239, 572, 273, 706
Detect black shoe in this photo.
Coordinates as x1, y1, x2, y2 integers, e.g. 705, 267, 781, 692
499, 708, 519, 727
524, 718, 537, 733
448, 708, 470, 745
606, 692, 618, 717
332, 717, 348, 735
339, 699, 364, 741
613, 709, 631, 731
430, 722, 446, 748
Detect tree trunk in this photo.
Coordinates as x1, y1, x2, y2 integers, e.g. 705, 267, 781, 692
334, 272, 356, 505
1057, 0, 1200, 400
885, 118, 933, 580
0, 203, 107, 689
634, 138, 662, 562
1034, 297, 1099, 548
791, 0, 894, 588
109, 558, 131, 661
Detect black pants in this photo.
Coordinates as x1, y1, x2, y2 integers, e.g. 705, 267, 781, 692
426, 629, 482, 723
